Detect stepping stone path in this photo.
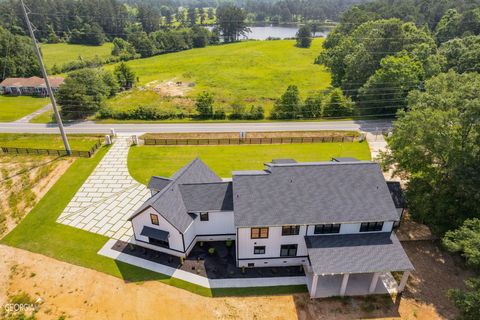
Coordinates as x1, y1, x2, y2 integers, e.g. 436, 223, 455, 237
57, 135, 150, 241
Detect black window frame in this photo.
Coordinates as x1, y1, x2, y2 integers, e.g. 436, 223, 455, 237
251, 227, 269, 239
360, 221, 384, 232
282, 225, 300, 236
253, 246, 266, 254
200, 212, 209, 221
150, 214, 159, 225
314, 223, 341, 234
280, 244, 298, 257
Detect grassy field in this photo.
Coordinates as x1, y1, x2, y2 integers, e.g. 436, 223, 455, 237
41, 42, 114, 70
0, 96, 49, 122
128, 141, 371, 184
0, 133, 101, 151
0, 145, 306, 297
105, 39, 330, 115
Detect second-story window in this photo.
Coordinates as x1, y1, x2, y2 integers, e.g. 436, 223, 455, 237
150, 214, 159, 225
200, 212, 209, 221
282, 225, 300, 236
251, 227, 269, 239
360, 222, 384, 232
314, 223, 341, 234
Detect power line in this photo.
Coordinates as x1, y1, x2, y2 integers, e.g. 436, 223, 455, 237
20, 0, 71, 155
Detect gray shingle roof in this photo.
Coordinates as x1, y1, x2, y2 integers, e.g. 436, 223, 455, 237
129, 158, 222, 232
179, 182, 233, 212
305, 233, 414, 274
147, 176, 172, 192
386, 181, 406, 209
232, 161, 399, 227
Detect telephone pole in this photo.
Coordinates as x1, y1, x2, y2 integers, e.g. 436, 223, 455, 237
20, 0, 71, 154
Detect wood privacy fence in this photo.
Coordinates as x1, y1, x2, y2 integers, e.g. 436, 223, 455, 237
144, 135, 358, 146
1, 139, 102, 158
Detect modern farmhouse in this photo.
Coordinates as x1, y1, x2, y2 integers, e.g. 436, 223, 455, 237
128, 158, 414, 298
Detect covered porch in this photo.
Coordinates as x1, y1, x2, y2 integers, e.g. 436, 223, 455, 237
304, 232, 414, 298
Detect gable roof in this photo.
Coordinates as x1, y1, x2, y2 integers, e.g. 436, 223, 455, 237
147, 176, 172, 192
179, 182, 233, 212
129, 158, 222, 232
232, 161, 399, 227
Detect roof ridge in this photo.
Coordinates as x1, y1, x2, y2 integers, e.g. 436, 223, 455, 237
180, 181, 232, 186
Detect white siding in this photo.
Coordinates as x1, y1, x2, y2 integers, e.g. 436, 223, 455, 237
237, 226, 309, 267
131, 207, 184, 252
184, 211, 235, 253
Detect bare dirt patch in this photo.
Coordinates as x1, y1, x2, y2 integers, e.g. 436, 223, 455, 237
0, 245, 298, 320
142, 130, 358, 140
145, 79, 195, 97
0, 155, 73, 238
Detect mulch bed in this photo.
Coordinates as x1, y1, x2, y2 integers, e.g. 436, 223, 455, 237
112, 240, 305, 279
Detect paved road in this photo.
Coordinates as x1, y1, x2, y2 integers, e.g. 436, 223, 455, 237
0, 119, 392, 134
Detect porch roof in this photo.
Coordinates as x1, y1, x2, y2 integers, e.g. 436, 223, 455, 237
140, 226, 169, 242
305, 233, 413, 275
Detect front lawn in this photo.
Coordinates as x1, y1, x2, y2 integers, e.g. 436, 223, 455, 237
0, 96, 49, 122
0, 133, 102, 151
128, 141, 372, 184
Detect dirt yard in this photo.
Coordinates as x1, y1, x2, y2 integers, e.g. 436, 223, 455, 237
145, 79, 194, 97
0, 238, 472, 320
0, 154, 73, 237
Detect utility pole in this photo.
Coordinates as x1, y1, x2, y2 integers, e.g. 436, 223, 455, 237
20, 0, 71, 154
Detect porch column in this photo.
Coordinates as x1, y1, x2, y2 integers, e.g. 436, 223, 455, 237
310, 274, 319, 299
340, 273, 350, 296
369, 272, 380, 293
398, 271, 410, 293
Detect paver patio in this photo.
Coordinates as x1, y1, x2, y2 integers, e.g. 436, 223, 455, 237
57, 135, 150, 241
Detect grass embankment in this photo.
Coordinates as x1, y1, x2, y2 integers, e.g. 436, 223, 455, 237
0, 96, 49, 122
0, 134, 101, 151
41, 42, 114, 70
128, 141, 371, 184
105, 39, 330, 115
1, 145, 307, 297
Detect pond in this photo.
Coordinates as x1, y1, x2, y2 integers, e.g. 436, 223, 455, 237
242, 24, 331, 40
207, 24, 332, 41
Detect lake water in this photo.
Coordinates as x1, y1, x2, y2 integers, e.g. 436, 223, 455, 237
242, 25, 330, 40
208, 24, 331, 41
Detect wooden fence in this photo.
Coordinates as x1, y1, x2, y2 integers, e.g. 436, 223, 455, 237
1, 139, 102, 158
143, 135, 357, 146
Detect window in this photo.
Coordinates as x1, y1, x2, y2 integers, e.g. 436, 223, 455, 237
282, 225, 300, 236
314, 223, 341, 234
150, 214, 159, 225
280, 244, 298, 257
248, 263, 255, 267
251, 227, 269, 239
200, 212, 209, 221
360, 221, 384, 232
254, 246, 266, 254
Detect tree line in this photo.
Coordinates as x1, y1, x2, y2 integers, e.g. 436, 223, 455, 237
320, 2, 480, 317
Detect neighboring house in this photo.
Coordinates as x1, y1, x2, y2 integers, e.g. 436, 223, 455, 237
129, 158, 414, 298
0, 76, 64, 97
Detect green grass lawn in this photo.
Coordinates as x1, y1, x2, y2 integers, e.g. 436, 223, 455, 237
41, 42, 114, 70
0, 133, 101, 151
105, 39, 330, 115
29, 109, 54, 123
1, 143, 307, 297
0, 96, 49, 122
128, 141, 371, 184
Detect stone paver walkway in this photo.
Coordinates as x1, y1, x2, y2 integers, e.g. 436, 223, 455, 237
57, 135, 150, 241
365, 132, 388, 161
